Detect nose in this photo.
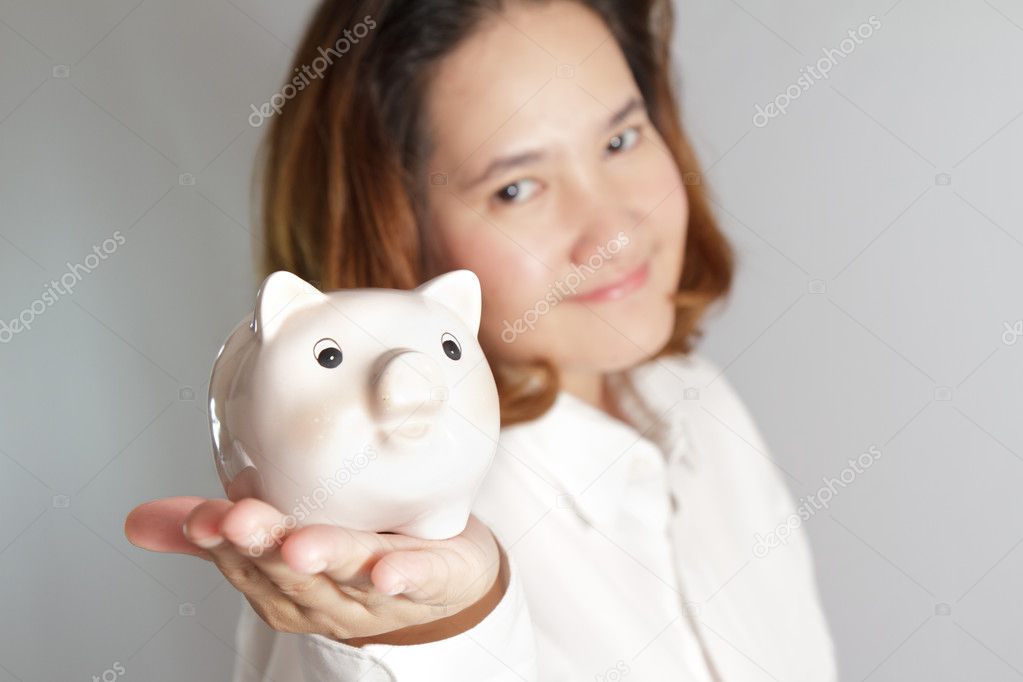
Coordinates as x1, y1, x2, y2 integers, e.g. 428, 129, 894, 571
563, 172, 633, 268
371, 349, 448, 435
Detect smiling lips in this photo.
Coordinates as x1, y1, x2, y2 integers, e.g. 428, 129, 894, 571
571, 260, 650, 303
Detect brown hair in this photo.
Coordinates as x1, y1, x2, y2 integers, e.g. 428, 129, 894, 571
259, 0, 734, 426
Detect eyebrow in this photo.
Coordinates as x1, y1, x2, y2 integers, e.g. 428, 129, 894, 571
461, 95, 645, 191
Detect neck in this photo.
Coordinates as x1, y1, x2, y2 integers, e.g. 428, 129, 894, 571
559, 368, 613, 417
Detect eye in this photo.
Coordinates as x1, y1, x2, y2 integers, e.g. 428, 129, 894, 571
494, 178, 540, 205
313, 338, 343, 368
441, 332, 462, 361
607, 125, 641, 154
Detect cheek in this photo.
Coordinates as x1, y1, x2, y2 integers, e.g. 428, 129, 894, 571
459, 245, 553, 357
655, 182, 689, 262
428, 199, 552, 332
618, 146, 689, 280
631, 146, 688, 233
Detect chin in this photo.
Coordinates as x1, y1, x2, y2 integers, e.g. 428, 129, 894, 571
559, 299, 677, 374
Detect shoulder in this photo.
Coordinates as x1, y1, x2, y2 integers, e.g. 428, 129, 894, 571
645, 351, 799, 509
629, 350, 753, 430
655, 354, 838, 679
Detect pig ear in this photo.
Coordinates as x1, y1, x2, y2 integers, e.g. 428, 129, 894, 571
252, 271, 325, 342
415, 270, 482, 336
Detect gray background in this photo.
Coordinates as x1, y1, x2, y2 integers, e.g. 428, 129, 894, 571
0, 0, 1020, 679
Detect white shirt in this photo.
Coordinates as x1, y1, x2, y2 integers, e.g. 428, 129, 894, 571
230, 351, 838, 681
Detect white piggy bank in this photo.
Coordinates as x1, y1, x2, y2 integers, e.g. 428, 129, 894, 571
208, 269, 500, 540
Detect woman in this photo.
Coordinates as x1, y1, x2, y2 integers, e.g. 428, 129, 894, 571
125, 0, 838, 678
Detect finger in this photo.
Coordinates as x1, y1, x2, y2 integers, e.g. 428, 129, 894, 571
205, 537, 308, 630
370, 547, 487, 605
280, 523, 429, 590
371, 519, 501, 606
181, 498, 233, 548
218, 497, 293, 557
219, 499, 355, 610
185, 500, 357, 635
184, 501, 299, 611
124, 496, 212, 559
369, 515, 497, 600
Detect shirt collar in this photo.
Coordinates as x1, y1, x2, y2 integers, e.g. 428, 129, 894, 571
611, 354, 703, 473
499, 353, 702, 528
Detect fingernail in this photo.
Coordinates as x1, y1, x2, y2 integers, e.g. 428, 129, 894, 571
182, 522, 221, 548
385, 582, 406, 596
193, 534, 224, 549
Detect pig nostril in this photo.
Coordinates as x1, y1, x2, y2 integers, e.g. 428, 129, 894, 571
393, 421, 430, 440
372, 349, 447, 422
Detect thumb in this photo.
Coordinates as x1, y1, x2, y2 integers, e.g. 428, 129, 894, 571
371, 548, 461, 604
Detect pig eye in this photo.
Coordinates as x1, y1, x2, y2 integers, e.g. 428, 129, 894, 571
314, 338, 343, 368
441, 332, 462, 361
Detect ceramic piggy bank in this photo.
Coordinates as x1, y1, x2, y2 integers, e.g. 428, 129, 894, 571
207, 269, 500, 540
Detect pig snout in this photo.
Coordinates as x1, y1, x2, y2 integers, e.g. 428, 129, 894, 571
371, 349, 448, 439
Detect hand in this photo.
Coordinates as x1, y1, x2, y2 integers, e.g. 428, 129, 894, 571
123, 496, 506, 646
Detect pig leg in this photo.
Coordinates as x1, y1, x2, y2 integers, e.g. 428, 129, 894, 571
396, 505, 472, 540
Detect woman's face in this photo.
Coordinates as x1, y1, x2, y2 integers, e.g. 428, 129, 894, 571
422, 0, 687, 376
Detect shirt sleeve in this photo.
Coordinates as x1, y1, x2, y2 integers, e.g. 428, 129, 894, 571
293, 545, 538, 681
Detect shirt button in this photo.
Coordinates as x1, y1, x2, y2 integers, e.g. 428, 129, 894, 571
628, 449, 662, 477
629, 457, 648, 477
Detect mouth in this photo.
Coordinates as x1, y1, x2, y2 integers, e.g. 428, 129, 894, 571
571, 260, 650, 304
